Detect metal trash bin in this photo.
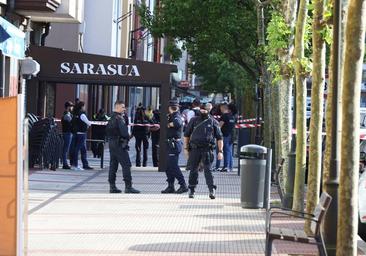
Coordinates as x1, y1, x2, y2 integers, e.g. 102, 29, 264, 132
240, 144, 267, 208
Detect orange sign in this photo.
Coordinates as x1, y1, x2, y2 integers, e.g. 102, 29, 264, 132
0, 96, 18, 255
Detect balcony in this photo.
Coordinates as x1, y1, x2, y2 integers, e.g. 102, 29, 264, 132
15, 0, 61, 12
15, 0, 83, 23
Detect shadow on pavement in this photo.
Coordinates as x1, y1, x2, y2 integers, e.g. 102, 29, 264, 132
128, 239, 265, 254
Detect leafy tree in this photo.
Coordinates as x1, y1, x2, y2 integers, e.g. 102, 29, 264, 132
139, 0, 259, 95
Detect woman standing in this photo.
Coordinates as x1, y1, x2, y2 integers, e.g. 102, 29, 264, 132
131, 106, 151, 167
72, 101, 93, 170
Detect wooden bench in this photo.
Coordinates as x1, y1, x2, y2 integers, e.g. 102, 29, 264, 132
265, 192, 332, 256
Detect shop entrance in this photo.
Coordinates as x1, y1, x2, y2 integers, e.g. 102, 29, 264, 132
27, 45, 177, 172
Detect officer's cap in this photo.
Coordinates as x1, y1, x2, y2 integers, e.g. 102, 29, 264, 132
169, 98, 179, 107
65, 101, 74, 108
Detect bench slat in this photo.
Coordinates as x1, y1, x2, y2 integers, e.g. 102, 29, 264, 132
269, 227, 311, 243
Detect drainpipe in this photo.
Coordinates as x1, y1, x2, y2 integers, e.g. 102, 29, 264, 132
40, 23, 50, 46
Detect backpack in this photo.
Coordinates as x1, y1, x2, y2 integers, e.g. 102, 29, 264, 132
190, 117, 215, 145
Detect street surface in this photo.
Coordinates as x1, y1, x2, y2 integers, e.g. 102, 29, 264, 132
27, 146, 366, 255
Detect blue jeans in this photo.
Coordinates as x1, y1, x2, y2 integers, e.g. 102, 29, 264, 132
62, 133, 73, 166
73, 133, 89, 168
216, 134, 233, 170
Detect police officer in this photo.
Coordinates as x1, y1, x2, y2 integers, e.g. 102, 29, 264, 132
184, 103, 223, 199
106, 100, 140, 194
161, 99, 188, 194
150, 108, 160, 167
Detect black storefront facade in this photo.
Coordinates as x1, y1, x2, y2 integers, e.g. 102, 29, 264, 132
27, 45, 177, 172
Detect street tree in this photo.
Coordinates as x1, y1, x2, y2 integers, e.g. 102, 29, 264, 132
305, 0, 327, 233
292, 0, 310, 212
139, 0, 259, 101
265, 0, 298, 206
337, 0, 366, 254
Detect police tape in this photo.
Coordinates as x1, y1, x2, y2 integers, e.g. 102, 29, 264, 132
212, 115, 262, 123
281, 129, 366, 144
235, 123, 261, 129
58, 119, 259, 128
90, 121, 160, 127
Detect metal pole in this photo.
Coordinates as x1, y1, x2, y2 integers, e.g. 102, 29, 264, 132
264, 148, 272, 210
323, 0, 341, 253
283, 85, 296, 208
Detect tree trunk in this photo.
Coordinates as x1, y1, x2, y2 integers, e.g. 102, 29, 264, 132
337, 0, 366, 254
272, 84, 282, 165
292, 0, 309, 212
263, 84, 272, 148
304, 0, 326, 234
281, 0, 298, 208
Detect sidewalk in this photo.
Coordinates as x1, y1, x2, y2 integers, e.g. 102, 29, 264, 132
27, 166, 366, 255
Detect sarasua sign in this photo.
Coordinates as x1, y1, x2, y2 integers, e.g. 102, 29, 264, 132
60, 62, 141, 77
28, 45, 176, 85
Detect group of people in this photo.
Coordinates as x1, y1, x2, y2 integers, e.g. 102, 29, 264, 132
104, 99, 237, 199
61, 99, 94, 171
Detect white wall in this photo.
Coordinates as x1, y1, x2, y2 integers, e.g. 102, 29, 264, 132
82, 0, 121, 57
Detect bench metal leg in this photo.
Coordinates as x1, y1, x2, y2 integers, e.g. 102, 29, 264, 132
316, 235, 327, 256
265, 235, 273, 256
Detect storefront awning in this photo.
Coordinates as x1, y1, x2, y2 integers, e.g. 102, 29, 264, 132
27, 45, 177, 86
0, 17, 25, 59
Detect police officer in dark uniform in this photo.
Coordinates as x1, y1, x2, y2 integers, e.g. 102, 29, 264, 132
106, 100, 140, 194
150, 108, 160, 167
161, 99, 188, 194
184, 103, 223, 199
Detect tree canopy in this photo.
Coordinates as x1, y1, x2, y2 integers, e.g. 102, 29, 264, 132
139, 0, 259, 93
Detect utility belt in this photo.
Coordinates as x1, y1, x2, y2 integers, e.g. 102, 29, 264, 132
166, 138, 182, 153
189, 142, 215, 150
108, 136, 129, 149
166, 138, 181, 142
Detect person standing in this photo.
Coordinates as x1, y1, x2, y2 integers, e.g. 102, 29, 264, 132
71, 101, 93, 170
150, 108, 160, 167
132, 106, 150, 167
105, 101, 140, 194
61, 101, 74, 169
217, 103, 236, 172
184, 103, 223, 199
161, 99, 188, 194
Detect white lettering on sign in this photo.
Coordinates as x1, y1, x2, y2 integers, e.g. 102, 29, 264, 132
60, 62, 141, 77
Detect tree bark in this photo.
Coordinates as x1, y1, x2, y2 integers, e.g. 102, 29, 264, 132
292, 0, 309, 212
305, 0, 326, 234
272, 83, 282, 165
281, 0, 298, 208
336, 0, 366, 254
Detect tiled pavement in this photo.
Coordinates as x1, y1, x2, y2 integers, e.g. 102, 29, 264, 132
27, 148, 366, 255
28, 169, 269, 256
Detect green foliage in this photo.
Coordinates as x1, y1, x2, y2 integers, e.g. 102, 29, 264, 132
138, 0, 259, 94
265, 12, 292, 83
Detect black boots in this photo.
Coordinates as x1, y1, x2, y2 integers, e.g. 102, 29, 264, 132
175, 184, 188, 194
110, 184, 122, 193
161, 183, 175, 193
188, 187, 195, 198
110, 183, 140, 194
209, 185, 217, 199
188, 186, 217, 199
125, 184, 141, 194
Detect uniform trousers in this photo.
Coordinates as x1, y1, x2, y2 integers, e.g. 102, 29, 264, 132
165, 141, 186, 186
108, 140, 132, 185
187, 147, 215, 189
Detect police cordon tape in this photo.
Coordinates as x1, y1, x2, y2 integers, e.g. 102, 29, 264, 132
89, 121, 261, 129
281, 128, 366, 144
57, 117, 263, 129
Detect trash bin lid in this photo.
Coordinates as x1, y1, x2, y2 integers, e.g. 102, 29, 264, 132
240, 144, 267, 154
